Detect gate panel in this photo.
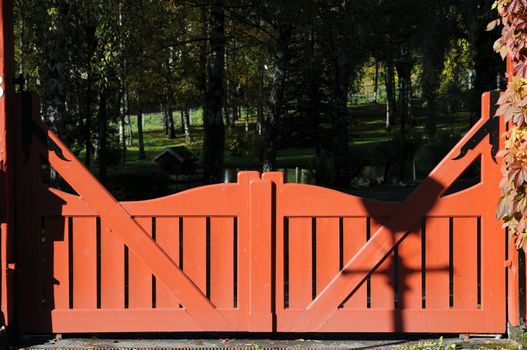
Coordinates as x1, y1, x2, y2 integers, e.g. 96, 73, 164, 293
14, 96, 273, 333
271, 91, 506, 333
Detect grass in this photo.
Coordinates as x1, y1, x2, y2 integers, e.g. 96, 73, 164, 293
95, 100, 473, 200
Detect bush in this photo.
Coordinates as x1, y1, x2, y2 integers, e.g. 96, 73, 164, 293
225, 129, 246, 157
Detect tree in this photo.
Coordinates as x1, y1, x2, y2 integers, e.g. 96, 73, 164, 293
202, 0, 226, 184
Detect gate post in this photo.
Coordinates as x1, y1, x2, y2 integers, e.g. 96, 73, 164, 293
247, 173, 274, 331
0, 0, 15, 338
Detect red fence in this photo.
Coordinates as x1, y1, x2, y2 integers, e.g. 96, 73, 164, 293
4, 91, 509, 334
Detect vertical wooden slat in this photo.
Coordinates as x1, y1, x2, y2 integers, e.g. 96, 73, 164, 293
426, 217, 450, 309
72, 217, 97, 309
128, 217, 152, 308
183, 217, 207, 297
453, 217, 478, 309
316, 218, 340, 296
343, 217, 367, 309
397, 227, 422, 310
101, 220, 125, 308
288, 217, 312, 309
210, 217, 234, 309
370, 217, 394, 309
275, 215, 285, 317
47, 217, 69, 310
155, 216, 181, 308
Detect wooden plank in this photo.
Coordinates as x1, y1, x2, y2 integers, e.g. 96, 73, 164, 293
453, 217, 478, 309
397, 226, 422, 310
128, 217, 153, 308
288, 217, 312, 309
101, 220, 125, 309
47, 216, 69, 310
425, 217, 450, 309
183, 217, 207, 299
370, 217, 394, 309
155, 217, 181, 308
72, 217, 97, 309
315, 218, 340, 296
318, 309, 505, 333
210, 217, 234, 309
342, 217, 367, 309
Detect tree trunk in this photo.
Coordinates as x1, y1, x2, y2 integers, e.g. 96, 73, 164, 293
118, 86, 127, 166
183, 109, 191, 143
98, 91, 107, 184
263, 23, 292, 172
257, 47, 265, 136
126, 114, 133, 146
137, 112, 146, 160
385, 62, 396, 130
162, 104, 169, 135
168, 108, 176, 139
202, 0, 226, 184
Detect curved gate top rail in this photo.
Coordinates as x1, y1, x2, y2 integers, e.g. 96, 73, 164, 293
6, 90, 507, 334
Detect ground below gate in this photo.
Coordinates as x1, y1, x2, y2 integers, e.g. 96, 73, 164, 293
11, 336, 521, 350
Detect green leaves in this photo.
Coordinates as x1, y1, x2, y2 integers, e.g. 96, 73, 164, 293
493, 0, 527, 250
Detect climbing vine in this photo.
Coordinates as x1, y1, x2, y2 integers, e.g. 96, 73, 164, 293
494, 0, 527, 249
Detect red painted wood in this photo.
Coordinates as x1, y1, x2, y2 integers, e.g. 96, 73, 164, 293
155, 217, 181, 308
12, 90, 507, 334
287, 217, 312, 310
128, 217, 152, 309
248, 178, 273, 331
342, 217, 367, 309
453, 218, 478, 310
315, 218, 340, 297
369, 217, 394, 310
183, 217, 207, 299
100, 221, 125, 309
35, 113, 234, 330
72, 217, 97, 309
425, 217, 450, 310
0, 0, 15, 327
397, 226, 422, 310
210, 217, 234, 309
48, 217, 69, 310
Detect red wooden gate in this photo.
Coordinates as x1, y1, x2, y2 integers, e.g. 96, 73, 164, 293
10, 91, 506, 334
0, 0, 514, 336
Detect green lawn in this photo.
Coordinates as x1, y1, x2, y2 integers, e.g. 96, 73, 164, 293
98, 102, 473, 200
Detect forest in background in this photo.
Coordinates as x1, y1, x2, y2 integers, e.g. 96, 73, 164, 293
12, 0, 503, 196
